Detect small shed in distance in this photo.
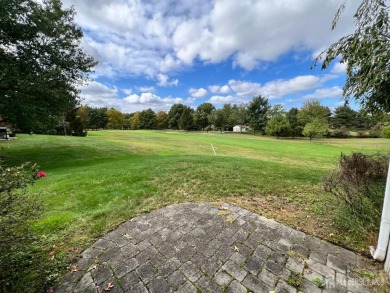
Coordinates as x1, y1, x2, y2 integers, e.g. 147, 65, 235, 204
233, 125, 249, 133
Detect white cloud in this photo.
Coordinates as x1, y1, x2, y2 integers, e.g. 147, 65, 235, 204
332, 62, 347, 74
189, 88, 208, 98
124, 92, 161, 104
79, 81, 184, 113
301, 86, 343, 100
258, 75, 321, 99
136, 86, 156, 93
121, 88, 132, 95
208, 95, 248, 105
209, 95, 237, 104
228, 80, 262, 97
79, 81, 122, 108
63, 0, 357, 78
209, 85, 231, 94
213, 75, 324, 100
157, 74, 179, 87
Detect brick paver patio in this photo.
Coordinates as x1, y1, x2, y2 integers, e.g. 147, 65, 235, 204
56, 202, 380, 292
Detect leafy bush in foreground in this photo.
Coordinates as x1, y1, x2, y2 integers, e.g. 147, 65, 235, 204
324, 153, 388, 232
0, 163, 45, 291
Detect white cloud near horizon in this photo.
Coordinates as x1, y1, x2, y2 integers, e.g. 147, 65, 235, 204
80, 81, 184, 113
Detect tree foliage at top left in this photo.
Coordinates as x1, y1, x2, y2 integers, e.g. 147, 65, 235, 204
0, 0, 97, 132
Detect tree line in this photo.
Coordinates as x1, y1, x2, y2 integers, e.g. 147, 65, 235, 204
63, 96, 389, 139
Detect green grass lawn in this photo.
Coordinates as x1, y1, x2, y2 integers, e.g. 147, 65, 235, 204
1, 130, 389, 291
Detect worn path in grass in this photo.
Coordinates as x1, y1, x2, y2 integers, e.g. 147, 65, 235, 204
56, 203, 385, 293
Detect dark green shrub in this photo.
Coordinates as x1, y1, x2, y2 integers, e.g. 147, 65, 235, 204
0, 163, 44, 291
324, 153, 388, 231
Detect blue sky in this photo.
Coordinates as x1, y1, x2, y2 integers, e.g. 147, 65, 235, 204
62, 0, 359, 114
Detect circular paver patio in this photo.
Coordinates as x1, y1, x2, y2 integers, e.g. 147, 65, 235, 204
56, 202, 379, 292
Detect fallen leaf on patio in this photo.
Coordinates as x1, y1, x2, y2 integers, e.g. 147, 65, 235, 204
217, 210, 231, 216
304, 268, 312, 274
103, 282, 114, 291
123, 234, 132, 240
234, 246, 239, 252
225, 218, 236, 223
71, 265, 79, 273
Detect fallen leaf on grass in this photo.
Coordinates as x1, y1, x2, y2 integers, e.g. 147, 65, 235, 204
104, 282, 114, 291
217, 210, 232, 216
225, 218, 236, 223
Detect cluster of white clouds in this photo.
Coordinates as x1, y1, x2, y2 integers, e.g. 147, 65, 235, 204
80, 65, 344, 112
68, 0, 355, 111
64, 0, 356, 85
191, 73, 340, 105
79, 81, 183, 113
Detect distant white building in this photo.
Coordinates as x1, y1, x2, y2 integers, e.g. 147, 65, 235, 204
233, 125, 249, 133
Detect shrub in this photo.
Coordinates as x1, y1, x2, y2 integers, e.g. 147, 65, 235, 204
324, 153, 388, 231
0, 163, 44, 290
357, 130, 367, 138
369, 124, 382, 138
383, 126, 390, 138
332, 126, 350, 138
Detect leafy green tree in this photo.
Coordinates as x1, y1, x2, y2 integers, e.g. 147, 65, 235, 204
168, 103, 185, 129
331, 104, 357, 129
107, 109, 125, 129
66, 107, 88, 136
287, 107, 302, 138
235, 103, 249, 133
123, 113, 132, 130
0, 0, 96, 132
139, 108, 156, 129
247, 96, 271, 135
314, 0, 390, 112
303, 119, 328, 142
209, 109, 228, 133
268, 104, 285, 119
156, 110, 169, 130
179, 106, 194, 130
76, 106, 89, 130
194, 103, 215, 130
86, 107, 108, 129
130, 112, 141, 130
221, 104, 235, 130
298, 100, 331, 125
355, 109, 375, 130
266, 115, 291, 138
